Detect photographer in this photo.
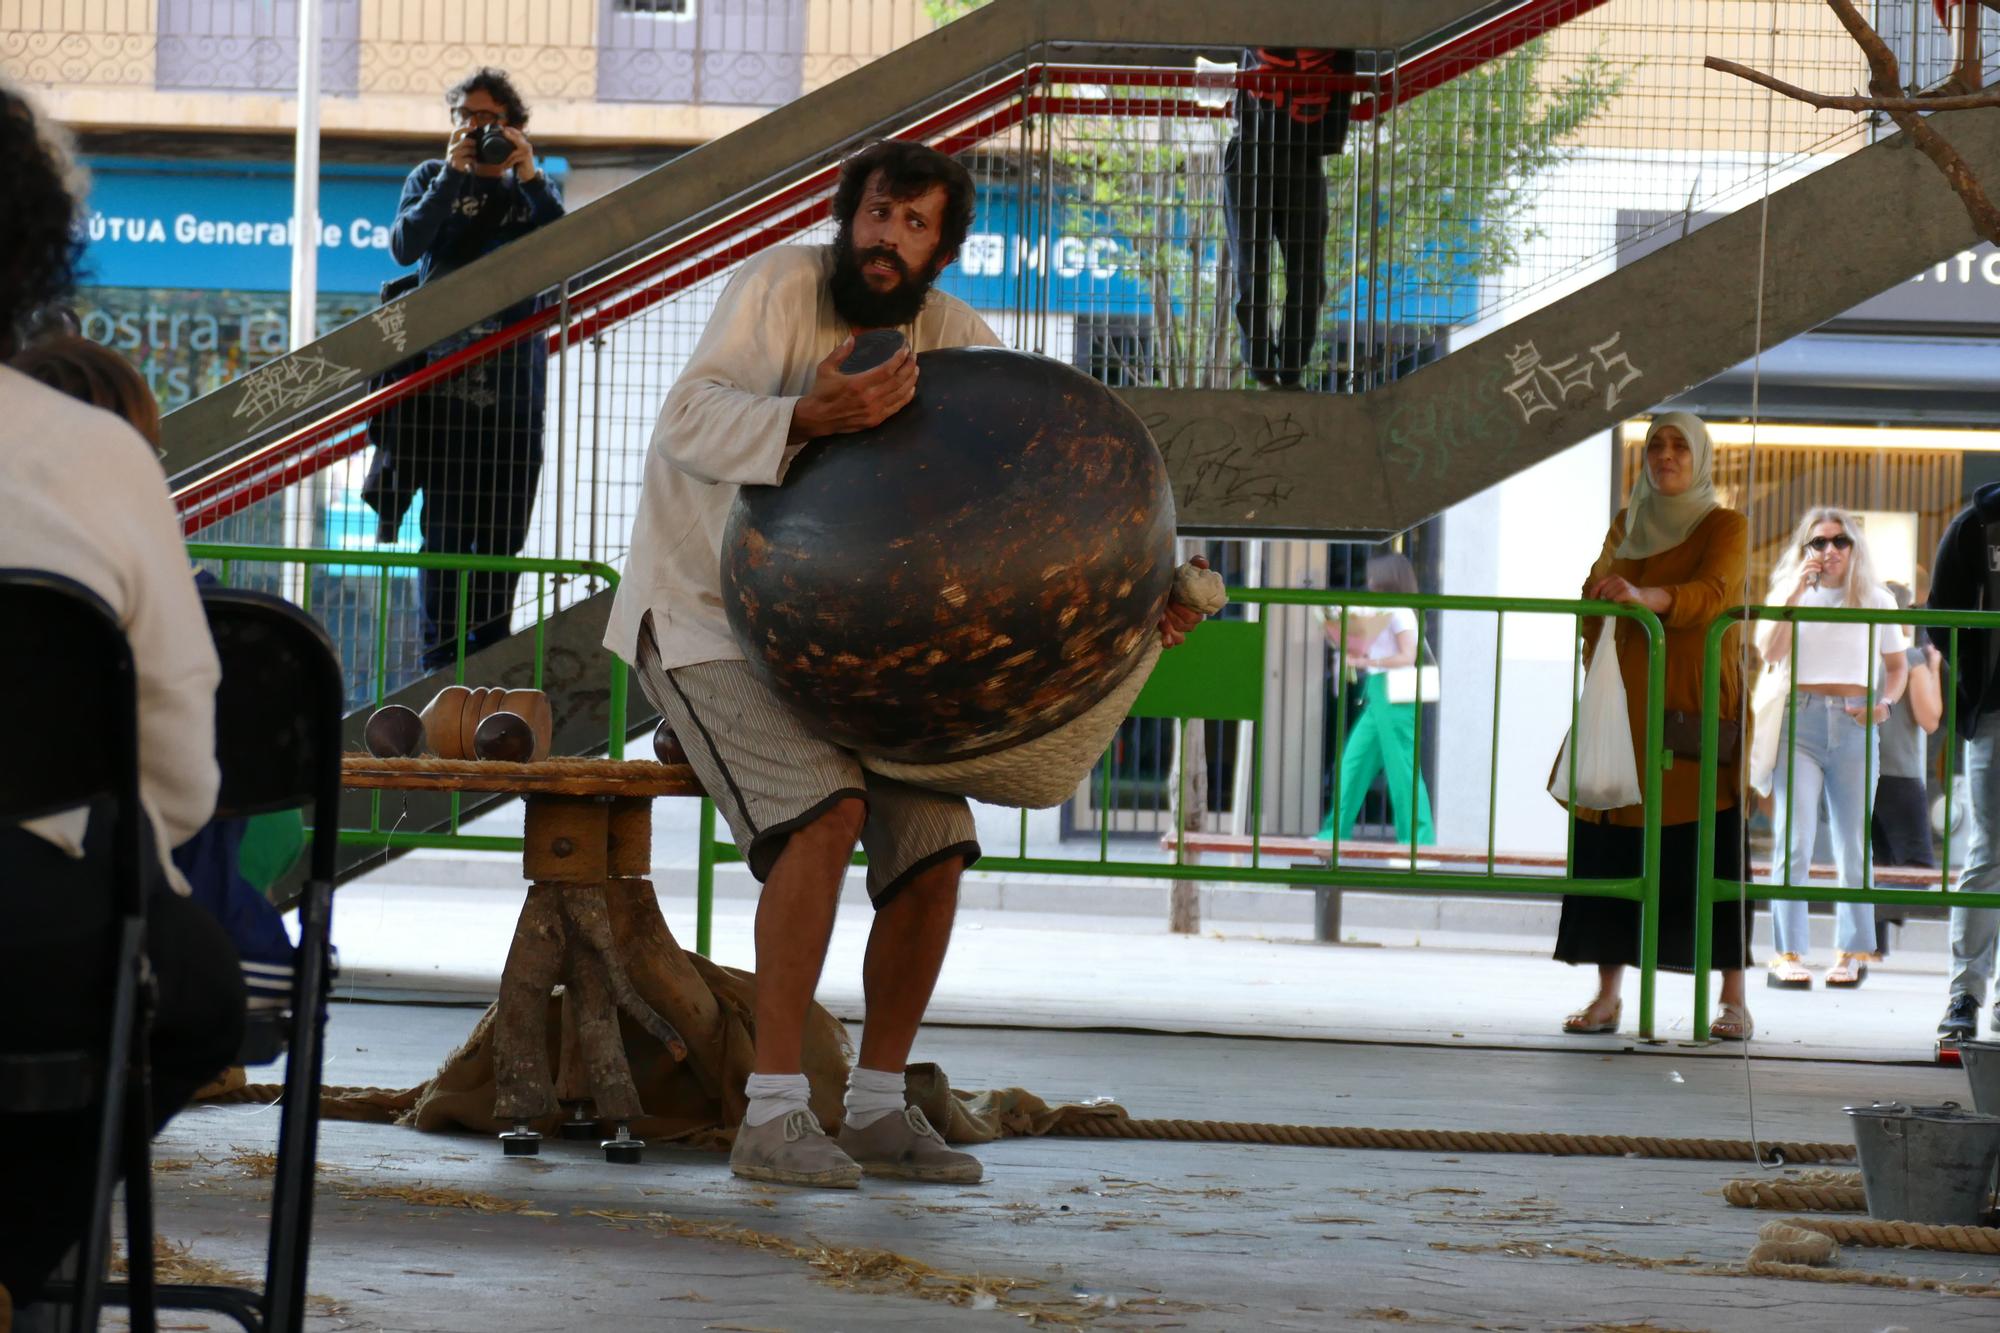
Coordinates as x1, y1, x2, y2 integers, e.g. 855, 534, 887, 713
386, 67, 564, 671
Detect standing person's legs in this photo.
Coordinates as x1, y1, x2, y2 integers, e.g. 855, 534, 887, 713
415, 432, 474, 671
1222, 134, 1278, 381
1820, 703, 1879, 961
1374, 692, 1437, 846
462, 414, 545, 658
1273, 148, 1331, 385
633, 632, 978, 1185
1325, 687, 1387, 840
1766, 699, 1828, 960
1951, 729, 2000, 1009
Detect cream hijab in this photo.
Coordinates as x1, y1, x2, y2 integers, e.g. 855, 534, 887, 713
1615, 411, 1718, 560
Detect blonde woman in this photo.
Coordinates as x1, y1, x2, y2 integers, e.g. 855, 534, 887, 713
1758, 508, 1909, 990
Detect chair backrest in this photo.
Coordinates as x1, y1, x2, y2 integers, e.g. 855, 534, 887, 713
0, 570, 139, 827
1130, 619, 1266, 723
198, 588, 345, 882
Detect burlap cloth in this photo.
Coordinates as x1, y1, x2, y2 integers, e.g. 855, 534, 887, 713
207, 953, 1124, 1148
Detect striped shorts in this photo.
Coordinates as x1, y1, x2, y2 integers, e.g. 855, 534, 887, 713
635, 617, 980, 908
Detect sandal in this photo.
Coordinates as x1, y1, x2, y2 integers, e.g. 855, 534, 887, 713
1825, 952, 1872, 988
1562, 999, 1621, 1035
1710, 1003, 1755, 1041
1765, 953, 1812, 990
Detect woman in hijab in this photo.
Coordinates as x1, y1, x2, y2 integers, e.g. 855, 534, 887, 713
1554, 412, 1753, 1040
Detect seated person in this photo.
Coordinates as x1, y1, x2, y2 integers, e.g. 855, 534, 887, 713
11, 333, 302, 1014
0, 81, 244, 1324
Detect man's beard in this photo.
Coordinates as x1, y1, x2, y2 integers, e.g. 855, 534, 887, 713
829, 234, 939, 329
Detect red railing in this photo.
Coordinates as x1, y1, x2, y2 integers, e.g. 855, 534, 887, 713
172, 0, 1605, 534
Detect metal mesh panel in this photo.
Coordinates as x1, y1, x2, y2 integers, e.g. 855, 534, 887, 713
155, 0, 1995, 773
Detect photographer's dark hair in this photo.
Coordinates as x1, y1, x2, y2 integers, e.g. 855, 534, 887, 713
0, 82, 86, 361
831, 140, 975, 261
446, 67, 530, 130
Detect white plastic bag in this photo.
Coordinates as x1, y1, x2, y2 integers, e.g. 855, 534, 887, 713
1548, 620, 1643, 811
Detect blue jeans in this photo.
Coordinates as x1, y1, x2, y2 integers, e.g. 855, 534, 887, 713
1765, 692, 1878, 957
1951, 727, 2000, 1002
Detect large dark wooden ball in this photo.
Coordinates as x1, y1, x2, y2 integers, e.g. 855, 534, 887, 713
721, 347, 1176, 764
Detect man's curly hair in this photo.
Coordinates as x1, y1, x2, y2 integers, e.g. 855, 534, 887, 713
0, 82, 85, 360
446, 67, 531, 130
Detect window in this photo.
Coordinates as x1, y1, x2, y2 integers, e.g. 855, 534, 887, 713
615, 0, 695, 16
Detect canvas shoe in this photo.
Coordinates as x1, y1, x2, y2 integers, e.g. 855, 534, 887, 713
836, 1106, 982, 1183
729, 1108, 862, 1188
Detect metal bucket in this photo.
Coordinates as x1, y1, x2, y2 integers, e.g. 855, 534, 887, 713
1964, 1041, 2000, 1117
1845, 1102, 2000, 1226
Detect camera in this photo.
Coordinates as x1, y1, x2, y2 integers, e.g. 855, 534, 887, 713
475, 124, 516, 166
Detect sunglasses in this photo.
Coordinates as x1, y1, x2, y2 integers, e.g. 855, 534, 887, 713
1804, 535, 1854, 553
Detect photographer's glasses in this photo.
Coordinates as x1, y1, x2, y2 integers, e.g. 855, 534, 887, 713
452, 107, 504, 127
1804, 535, 1854, 553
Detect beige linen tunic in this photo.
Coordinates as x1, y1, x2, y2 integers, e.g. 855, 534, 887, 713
605, 244, 1003, 671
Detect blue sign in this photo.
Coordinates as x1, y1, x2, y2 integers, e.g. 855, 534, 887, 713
933, 186, 1478, 326
76, 155, 566, 295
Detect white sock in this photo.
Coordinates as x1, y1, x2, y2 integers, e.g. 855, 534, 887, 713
742, 1072, 812, 1127
844, 1065, 907, 1130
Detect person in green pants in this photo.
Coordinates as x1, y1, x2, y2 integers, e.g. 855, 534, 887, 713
1317, 552, 1436, 845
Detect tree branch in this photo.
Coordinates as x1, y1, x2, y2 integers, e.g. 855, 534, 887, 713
1704, 0, 2000, 246
1704, 55, 2000, 112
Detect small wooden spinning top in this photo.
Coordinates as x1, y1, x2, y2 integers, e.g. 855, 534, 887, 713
363, 704, 424, 758
474, 710, 536, 763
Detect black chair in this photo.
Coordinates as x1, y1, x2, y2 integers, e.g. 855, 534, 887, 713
98, 588, 346, 1333
0, 570, 157, 1333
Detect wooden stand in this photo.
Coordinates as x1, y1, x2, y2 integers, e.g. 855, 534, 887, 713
339, 756, 736, 1163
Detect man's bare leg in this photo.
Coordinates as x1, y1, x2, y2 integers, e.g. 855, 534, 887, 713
752, 798, 865, 1074
836, 856, 982, 1182
856, 857, 962, 1073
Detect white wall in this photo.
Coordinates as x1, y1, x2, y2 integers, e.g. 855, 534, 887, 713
1437, 432, 1613, 856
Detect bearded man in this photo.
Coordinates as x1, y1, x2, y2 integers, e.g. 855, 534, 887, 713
608, 140, 1201, 1189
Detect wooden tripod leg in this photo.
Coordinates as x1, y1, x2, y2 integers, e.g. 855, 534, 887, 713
492, 883, 567, 1123
560, 888, 642, 1124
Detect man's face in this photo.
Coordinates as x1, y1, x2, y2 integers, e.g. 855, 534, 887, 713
850, 175, 951, 292
828, 172, 955, 329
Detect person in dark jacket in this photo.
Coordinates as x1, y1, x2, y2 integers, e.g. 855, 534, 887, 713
1927, 483, 2000, 1043
388, 66, 564, 671
1222, 47, 1353, 388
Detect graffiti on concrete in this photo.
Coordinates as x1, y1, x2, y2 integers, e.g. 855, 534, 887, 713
1383, 366, 1515, 483
1500, 332, 1645, 424
1146, 406, 1310, 518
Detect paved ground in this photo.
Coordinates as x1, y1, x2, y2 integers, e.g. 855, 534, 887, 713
138, 1008, 1998, 1333
328, 879, 1978, 1063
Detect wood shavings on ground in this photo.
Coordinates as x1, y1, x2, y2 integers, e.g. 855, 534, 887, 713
1432, 1236, 2000, 1301
586, 1207, 1199, 1327
332, 1180, 555, 1215
112, 1237, 257, 1289
1093, 1176, 1243, 1199
226, 1148, 278, 1178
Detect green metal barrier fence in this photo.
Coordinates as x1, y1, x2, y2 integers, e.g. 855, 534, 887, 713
189, 543, 626, 854
1693, 604, 2000, 1034
694, 588, 1672, 1038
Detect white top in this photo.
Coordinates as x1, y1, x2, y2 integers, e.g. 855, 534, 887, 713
1319, 606, 1417, 673
605, 245, 1005, 671
0, 366, 220, 891
1785, 584, 1907, 687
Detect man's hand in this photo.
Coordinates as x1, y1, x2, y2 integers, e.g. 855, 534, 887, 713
1159, 555, 1210, 649
498, 126, 538, 182
447, 126, 479, 174
789, 335, 918, 443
